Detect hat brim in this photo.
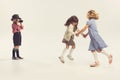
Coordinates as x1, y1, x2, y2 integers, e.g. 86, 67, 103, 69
11, 17, 21, 21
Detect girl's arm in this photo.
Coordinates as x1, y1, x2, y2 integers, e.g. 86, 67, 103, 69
20, 23, 24, 29
68, 25, 75, 35
76, 25, 89, 36
12, 24, 17, 30
17, 22, 24, 29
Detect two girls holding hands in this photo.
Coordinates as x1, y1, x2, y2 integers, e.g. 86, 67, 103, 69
59, 10, 113, 67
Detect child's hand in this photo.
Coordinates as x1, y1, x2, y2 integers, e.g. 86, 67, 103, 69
83, 34, 87, 38
82, 34, 87, 38
81, 33, 87, 38
76, 33, 79, 37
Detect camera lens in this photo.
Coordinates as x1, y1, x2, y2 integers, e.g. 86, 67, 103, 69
19, 19, 23, 23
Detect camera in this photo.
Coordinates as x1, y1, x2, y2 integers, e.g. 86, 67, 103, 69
19, 18, 23, 23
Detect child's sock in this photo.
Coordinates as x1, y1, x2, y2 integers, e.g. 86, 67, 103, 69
60, 48, 68, 57
101, 50, 112, 64
67, 48, 74, 60
68, 48, 74, 56
92, 51, 99, 62
101, 50, 109, 58
90, 51, 99, 67
12, 48, 18, 60
59, 48, 68, 63
16, 49, 23, 59
12, 48, 16, 58
16, 49, 20, 57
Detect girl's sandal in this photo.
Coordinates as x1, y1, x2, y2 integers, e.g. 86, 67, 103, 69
90, 62, 99, 67
109, 54, 113, 64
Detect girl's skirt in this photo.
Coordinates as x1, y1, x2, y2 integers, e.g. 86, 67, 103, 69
62, 36, 75, 46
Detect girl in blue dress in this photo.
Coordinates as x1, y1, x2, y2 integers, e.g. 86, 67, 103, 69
76, 10, 112, 67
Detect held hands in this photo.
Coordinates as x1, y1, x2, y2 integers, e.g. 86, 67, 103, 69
75, 33, 87, 38
81, 33, 88, 38
75, 29, 82, 37
76, 33, 79, 37
75, 29, 88, 38
75, 32, 83, 37
82, 34, 87, 38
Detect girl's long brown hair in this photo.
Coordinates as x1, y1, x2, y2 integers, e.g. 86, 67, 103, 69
64, 16, 79, 31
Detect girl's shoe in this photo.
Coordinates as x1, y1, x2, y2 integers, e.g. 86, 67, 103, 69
59, 56, 65, 63
108, 54, 113, 64
67, 55, 74, 61
90, 62, 99, 67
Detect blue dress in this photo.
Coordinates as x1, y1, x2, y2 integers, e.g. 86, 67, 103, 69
87, 19, 107, 51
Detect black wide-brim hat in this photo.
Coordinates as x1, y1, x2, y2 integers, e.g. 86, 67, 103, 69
11, 14, 21, 21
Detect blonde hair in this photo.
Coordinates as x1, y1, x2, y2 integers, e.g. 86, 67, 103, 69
87, 10, 99, 20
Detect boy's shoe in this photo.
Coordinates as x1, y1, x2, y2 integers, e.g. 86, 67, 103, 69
67, 55, 74, 61
17, 57, 23, 59
59, 56, 65, 63
90, 62, 99, 67
12, 57, 18, 60
109, 54, 113, 64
